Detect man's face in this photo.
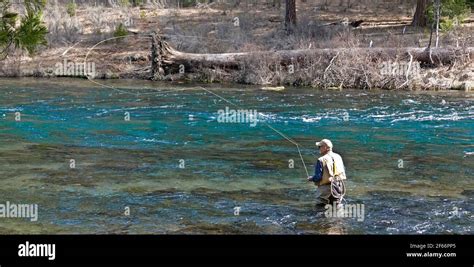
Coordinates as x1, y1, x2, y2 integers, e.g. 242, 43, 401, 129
318, 144, 330, 155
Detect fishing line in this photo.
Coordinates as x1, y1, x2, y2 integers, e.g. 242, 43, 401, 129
83, 34, 311, 177
196, 86, 310, 177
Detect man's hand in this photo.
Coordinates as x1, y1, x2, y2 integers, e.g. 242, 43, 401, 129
307, 176, 313, 182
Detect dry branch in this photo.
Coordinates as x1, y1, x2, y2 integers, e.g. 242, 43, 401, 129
150, 33, 473, 78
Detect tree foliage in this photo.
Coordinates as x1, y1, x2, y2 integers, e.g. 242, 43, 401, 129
427, 0, 470, 30
0, 0, 48, 58
413, 0, 470, 29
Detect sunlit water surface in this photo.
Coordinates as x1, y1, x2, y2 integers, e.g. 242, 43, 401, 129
0, 78, 472, 234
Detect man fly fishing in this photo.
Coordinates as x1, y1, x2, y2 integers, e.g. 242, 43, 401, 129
307, 139, 347, 206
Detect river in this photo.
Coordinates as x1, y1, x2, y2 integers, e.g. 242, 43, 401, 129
0, 78, 472, 234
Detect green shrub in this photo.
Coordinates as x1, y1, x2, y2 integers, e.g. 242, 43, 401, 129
131, 0, 144, 7
119, 0, 130, 7
113, 23, 128, 38
66, 1, 76, 17
140, 10, 146, 19
180, 0, 196, 8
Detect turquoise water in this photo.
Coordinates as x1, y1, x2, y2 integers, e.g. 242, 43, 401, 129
0, 78, 472, 234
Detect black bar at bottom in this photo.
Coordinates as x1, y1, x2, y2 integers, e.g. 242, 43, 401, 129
0, 235, 471, 266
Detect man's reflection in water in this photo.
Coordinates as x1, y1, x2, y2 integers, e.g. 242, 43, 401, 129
312, 203, 347, 235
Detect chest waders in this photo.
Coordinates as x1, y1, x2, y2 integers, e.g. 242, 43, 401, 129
329, 155, 346, 204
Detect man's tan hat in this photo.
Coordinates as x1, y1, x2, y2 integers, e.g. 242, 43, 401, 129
316, 139, 333, 149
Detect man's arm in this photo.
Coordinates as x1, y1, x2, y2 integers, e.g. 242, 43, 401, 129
307, 160, 323, 182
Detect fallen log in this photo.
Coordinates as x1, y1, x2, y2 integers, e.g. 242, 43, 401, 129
150, 33, 473, 78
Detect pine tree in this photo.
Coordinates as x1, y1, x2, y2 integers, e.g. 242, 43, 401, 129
0, 0, 48, 59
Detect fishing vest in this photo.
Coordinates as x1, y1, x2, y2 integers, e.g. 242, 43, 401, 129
317, 151, 347, 186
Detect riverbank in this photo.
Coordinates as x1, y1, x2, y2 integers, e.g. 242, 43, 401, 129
0, 2, 473, 90
1, 43, 472, 91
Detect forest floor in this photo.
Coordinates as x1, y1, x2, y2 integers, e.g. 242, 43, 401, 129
0, 1, 473, 90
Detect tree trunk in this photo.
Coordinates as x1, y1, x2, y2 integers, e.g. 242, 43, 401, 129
150, 34, 473, 78
435, 0, 440, 48
151, 32, 164, 80
412, 0, 428, 27
285, 0, 297, 30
